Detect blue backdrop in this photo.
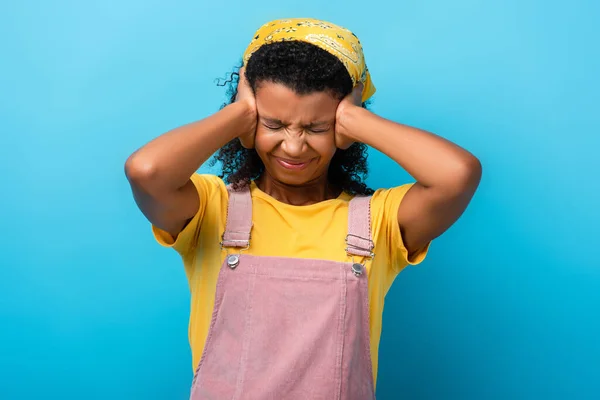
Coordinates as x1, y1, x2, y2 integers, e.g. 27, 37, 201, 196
1, 1, 599, 399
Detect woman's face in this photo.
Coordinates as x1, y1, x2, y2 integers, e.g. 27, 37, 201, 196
253, 82, 340, 186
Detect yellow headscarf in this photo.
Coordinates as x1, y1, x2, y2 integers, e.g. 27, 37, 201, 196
243, 18, 376, 103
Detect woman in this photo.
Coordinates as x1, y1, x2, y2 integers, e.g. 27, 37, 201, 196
125, 18, 481, 399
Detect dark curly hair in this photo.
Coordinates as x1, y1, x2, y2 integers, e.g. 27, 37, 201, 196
210, 41, 374, 195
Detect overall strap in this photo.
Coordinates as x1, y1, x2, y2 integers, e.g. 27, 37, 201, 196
221, 184, 252, 249
346, 195, 375, 258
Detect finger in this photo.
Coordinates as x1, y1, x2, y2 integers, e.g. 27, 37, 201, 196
238, 67, 246, 83
353, 82, 364, 105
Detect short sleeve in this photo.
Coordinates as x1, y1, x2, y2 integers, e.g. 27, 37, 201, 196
151, 173, 225, 256
371, 183, 431, 272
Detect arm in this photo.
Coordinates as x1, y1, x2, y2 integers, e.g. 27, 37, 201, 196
125, 73, 257, 237
336, 86, 482, 257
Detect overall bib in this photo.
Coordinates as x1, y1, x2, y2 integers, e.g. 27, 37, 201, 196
190, 185, 377, 400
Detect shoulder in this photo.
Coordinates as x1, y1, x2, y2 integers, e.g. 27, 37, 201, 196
367, 183, 416, 236
369, 183, 416, 214
368, 183, 430, 268
188, 173, 230, 208
190, 173, 227, 193
190, 173, 230, 219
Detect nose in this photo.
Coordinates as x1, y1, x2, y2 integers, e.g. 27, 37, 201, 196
280, 129, 307, 157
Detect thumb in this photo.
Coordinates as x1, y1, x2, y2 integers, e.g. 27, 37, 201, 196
353, 82, 364, 105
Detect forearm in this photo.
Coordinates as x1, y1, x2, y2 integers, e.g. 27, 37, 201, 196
126, 101, 254, 192
340, 106, 480, 190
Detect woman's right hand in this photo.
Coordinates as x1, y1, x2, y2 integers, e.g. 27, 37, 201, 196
235, 67, 257, 149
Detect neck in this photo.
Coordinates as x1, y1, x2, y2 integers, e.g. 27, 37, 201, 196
255, 172, 340, 206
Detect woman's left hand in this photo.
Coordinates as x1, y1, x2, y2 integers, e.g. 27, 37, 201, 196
335, 83, 364, 149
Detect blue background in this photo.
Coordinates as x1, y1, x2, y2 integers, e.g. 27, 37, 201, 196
1, 0, 599, 399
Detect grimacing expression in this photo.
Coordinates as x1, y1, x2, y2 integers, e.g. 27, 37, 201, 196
253, 82, 341, 186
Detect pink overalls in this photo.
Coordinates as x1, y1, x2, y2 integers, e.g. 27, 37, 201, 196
190, 185, 377, 400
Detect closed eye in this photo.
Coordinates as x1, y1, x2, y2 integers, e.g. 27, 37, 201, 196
264, 123, 283, 131
307, 127, 330, 134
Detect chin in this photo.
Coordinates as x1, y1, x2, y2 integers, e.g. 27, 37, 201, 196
271, 171, 312, 186
264, 165, 317, 187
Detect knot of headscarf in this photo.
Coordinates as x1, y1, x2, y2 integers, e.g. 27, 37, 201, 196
243, 18, 376, 103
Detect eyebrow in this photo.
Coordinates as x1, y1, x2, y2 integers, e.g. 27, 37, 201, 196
261, 117, 285, 125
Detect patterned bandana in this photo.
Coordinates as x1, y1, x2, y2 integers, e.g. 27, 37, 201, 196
243, 18, 376, 102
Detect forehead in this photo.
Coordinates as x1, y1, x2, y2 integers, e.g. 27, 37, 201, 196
254, 82, 339, 123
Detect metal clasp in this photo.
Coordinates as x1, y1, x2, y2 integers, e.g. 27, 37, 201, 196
227, 254, 240, 269
351, 263, 363, 276
220, 230, 251, 250
345, 234, 375, 277
220, 231, 250, 269
219, 240, 250, 252
344, 233, 375, 258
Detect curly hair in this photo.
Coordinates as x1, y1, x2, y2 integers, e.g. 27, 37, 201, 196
210, 41, 374, 195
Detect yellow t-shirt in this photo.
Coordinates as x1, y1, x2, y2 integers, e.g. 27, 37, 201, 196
152, 173, 430, 387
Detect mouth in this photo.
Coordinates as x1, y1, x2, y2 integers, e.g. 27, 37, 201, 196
274, 157, 314, 171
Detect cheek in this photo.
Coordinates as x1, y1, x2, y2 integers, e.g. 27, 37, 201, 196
309, 134, 337, 160
254, 129, 278, 155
